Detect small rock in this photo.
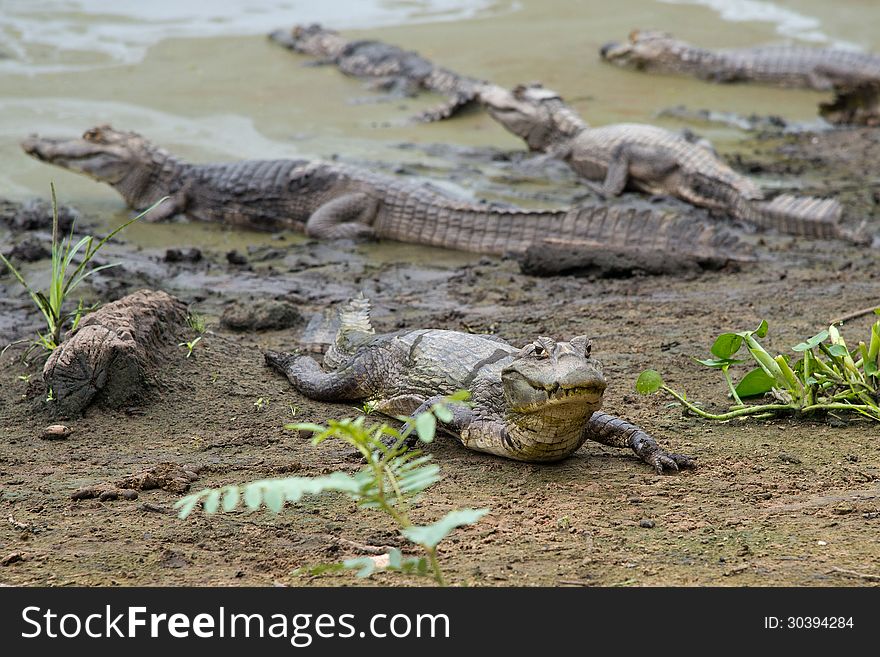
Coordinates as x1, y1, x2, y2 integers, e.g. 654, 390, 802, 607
164, 247, 202, 263
1, 552, 24, 566
226, 250, 248, 265
817, 540, 828, 546
639, 519, 655, 529
221, 299, 302, 332
40, 424, 72, 441
779, 452, 801, 464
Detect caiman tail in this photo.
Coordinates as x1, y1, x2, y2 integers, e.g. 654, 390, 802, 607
377, 196, 746, 262
731, 192, 846, 240
323, 294, 375, 369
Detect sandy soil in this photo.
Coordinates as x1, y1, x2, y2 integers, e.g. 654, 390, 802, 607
0, 128, 878, 587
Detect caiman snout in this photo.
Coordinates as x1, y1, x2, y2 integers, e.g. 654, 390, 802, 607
599, 41, 623, 59
21, 136, 44, 158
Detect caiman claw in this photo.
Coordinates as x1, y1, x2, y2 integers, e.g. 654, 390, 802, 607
648, 450, 696, 474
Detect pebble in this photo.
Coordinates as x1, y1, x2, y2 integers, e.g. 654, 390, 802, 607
40, 424, 71, 440
639, 519, 655, 529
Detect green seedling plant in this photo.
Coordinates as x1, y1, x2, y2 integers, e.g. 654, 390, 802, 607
637, 313, 880, 422
175, 390, 488, 585
178, 336, 202, 358
0, 184, 165, 352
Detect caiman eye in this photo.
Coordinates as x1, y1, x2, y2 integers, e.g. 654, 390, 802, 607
570, 335, 592, 356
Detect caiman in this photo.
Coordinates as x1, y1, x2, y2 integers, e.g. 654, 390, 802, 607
600, 30, 880, 126
268, 23, 485, 121
21, 125, 741, 263
266, 296, 695, 471
479, 83, 851, 240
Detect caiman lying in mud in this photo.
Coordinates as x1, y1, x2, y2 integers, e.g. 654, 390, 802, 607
600, 30, 880, 126
21, 125, 742, 265
479, 83, 854, 240
266, 297, 694, 471
269, 23, 485, 121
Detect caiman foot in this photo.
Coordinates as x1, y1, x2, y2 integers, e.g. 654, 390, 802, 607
643, 449, 696, 474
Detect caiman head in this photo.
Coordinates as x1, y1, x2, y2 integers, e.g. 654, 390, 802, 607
268, 23, 348, 58
479, 83, 586, 151
501, 335, 606, 416
22, 125, 169, 208
600, 29, 689, 70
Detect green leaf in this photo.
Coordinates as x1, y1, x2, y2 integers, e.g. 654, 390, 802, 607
635, 369, 663, 394
865, 362, 878, 376
735, 367, 776, 398
711, 333, 743, 359
792, 330, 829, 352
827, 344, 848, 358
387, 548, 403, 570
433, 403, 454, 423
400, 508, 489, 549
221, 487, 240, 512
343, 556, 377, 578
203, 490, 221, 514
287, 422, 326, 434
243, 484, 263, 510
693, 357, 746, 369
754, 319, 769, 338
264, 486, 284, 513
415, 412, 437, 443
446, 390, 471, 403
174, 492, 204, 519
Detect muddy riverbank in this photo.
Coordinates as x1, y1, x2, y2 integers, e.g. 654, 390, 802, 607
1, 125, 878, 586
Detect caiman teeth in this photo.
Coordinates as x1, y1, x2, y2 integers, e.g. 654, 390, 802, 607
545, 385, 600, 401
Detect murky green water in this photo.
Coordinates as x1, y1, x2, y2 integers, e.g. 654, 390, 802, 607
1, 0, 877, 251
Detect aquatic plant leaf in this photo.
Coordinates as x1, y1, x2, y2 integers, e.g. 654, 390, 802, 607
735, 367, 776, 398
711, 333, 743, 359
693, 357, 746, 369
636, 370, 663, 394
792, 330, 829, 352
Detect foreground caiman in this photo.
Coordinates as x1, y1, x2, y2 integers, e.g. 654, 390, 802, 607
266, 296, 694, 471
600, 30, 880, 126
21, 125, 739, 262
479, 83, 852, 240
269, 23, 485, 121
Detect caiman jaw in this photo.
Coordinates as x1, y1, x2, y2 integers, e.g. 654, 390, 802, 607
502, 370, 606, 413
599, 41, 630, 61
21, 134, 130, 184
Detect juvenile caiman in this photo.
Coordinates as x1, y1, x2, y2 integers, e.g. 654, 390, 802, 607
268, 23, 486, 121
266, 296, 695, 470
479, 83, 852, 240
21, 125, 741, 263
600, 30, 880, 126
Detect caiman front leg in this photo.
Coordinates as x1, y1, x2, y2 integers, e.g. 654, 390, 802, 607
602, 143, 680, 196
142, 184, 191, 222
264, 351, 370, 401
583, 411, 695, 474
306, 194, 379, 240
391, 394, 474, 449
